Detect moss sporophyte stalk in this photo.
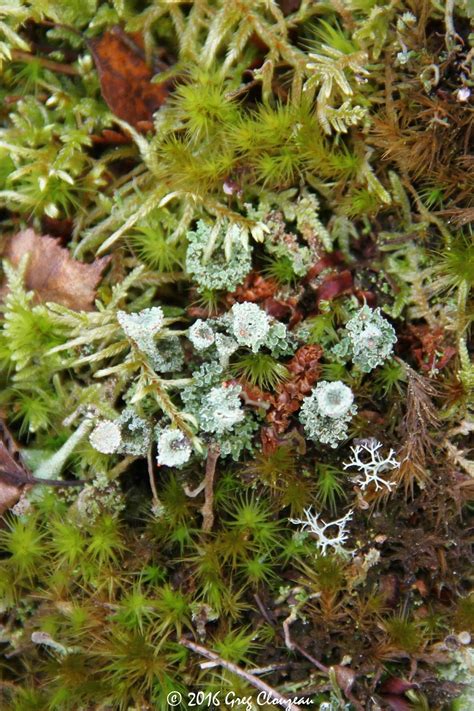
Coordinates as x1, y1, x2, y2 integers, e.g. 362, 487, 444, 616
0, 1, 472, 709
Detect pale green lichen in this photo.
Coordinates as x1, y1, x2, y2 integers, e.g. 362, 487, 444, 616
230, 302, 270, 352
117, 408, 152, 457
186, 220, 252, 292
149, 335, 185, 374
216, 415, 260, 461
189, 319, 215, 350
117, 307, 164, 357
333, 305, 397, 372
267, 321, 296, 358
181, 361, 225, 414
198, 384, 244, 435
89, 420, 122, 455
156, 427, 192, 467
74, 472, 125, 524
215, 333, 239, 366
299, 381, 356, 448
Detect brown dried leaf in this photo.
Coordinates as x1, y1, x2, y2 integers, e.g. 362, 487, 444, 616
88, 27, 169, 128
0, 477, 23, 516
3, 229, 110, 311
0, 421, 30, 515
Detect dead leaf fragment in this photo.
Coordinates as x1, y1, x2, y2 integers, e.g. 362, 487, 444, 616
89, 27, 169, 128
3, 229, 110, 311
0, 475, 24, 516
0, 424, 30, 515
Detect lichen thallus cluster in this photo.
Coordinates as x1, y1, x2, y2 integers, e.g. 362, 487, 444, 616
0, 1, 473, 710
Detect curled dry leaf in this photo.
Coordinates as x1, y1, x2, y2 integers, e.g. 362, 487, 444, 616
3, 229, 110, 311
88, 26, 169, 129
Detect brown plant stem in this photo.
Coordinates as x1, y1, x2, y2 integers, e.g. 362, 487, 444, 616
11, 50, 80, 76
179, 637, 303, 711
200, 444, 220, 532
147, 446, 160, 506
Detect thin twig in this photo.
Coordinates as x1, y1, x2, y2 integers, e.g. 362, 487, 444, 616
201, 444, 220, 532
255, 593, 328, 673
11, 50, 80, 76
0, 471, 84, 488
290, 640, 328, 674
147, 446, 160, 506
179, 637, 303, 711
249, 663, 292, 676
253, 593, 276, 626
109, 455, 138, 480
184, 480, 206, 498
444, 0, 462, 51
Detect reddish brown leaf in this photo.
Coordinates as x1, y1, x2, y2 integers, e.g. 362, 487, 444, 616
304, 253, 346, 281
381, 694, 412, 711
380, 677, 418, 695
88, 27, 169, 128
316, 269, 353, 303
0, 421, 29, 515
305, 252, 377, 309
3, 229, 110, 311
0, 476, 23, 516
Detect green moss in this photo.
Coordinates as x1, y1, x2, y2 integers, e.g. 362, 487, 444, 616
0, 0, 471, 707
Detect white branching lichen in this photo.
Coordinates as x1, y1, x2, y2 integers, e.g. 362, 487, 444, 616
230, 301, 270, 352
156, 427, 192, 467
89, 420, 122, 454
290, 508, 353, 556
299, 381, 356, 447
343, 438, 399, 491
